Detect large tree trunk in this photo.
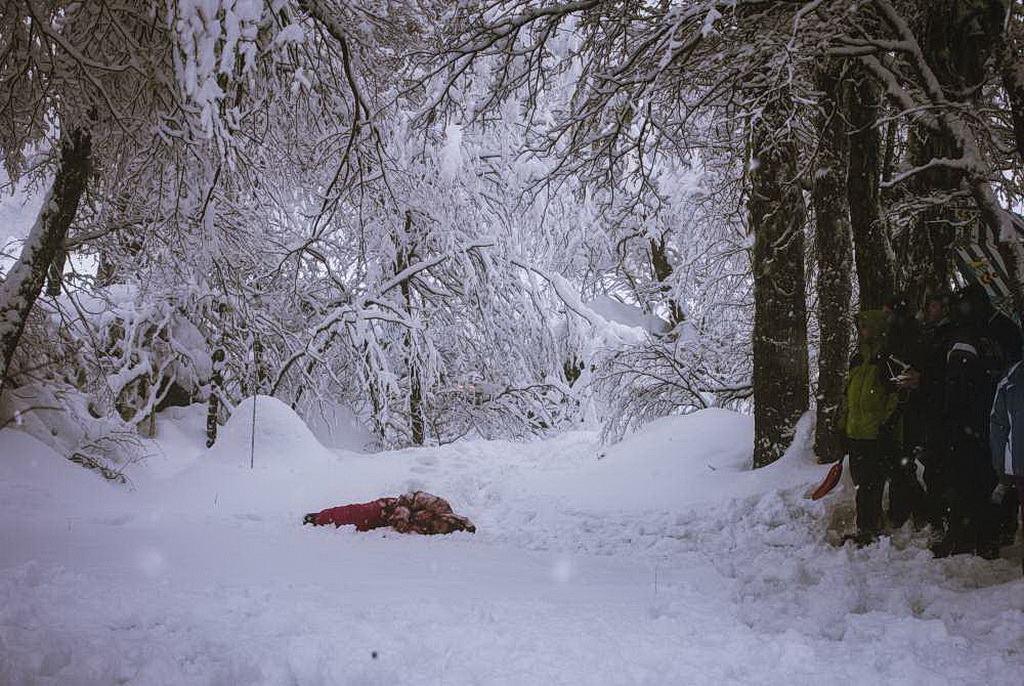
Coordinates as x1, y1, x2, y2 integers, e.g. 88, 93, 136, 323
1002, 10, 1024, 162
206, 347, 225, 448
902, 124, 958, 306
649, 235, 685, 328
846, 67, 896, 309
998, 3, 1024, 311
397, 211, 425, 446
749, 94, 810, 469
901, 2, 960, 306
812, 63, 854, 465
0, 129, 91, 392
899, 0, 1006, 309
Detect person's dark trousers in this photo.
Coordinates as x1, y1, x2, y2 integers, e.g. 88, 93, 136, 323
997, 484, 1020, 546
848, 438, 889, 536
921, 449, 951, 531
1015, 477, 1024, 530
936, 440, 999, 556
889, 448, 926, 528
1016, 477, 1024, 574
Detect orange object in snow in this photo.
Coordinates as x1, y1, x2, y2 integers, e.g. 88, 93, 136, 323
810, 458, 844, 500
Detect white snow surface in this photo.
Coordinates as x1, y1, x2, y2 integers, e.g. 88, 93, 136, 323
585, 295, 671, 336
1, 400, 1022, 685
0, 172, 44, 250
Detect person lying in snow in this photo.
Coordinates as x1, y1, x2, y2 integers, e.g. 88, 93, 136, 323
302, 491, 476, 535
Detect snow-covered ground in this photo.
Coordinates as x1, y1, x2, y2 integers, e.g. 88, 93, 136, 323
1, 399, 1021, 685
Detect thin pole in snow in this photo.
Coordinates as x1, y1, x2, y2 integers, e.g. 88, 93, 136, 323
250, 334, 260, 470
250, 393, 257, 470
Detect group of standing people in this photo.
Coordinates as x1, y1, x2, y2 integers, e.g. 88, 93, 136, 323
841, 284, 1024, 570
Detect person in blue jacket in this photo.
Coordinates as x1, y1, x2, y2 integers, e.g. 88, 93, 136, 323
989, 360, 1024, 574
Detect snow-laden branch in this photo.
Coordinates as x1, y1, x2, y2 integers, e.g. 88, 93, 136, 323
509, 257, 647, 347
880, 156, 980, 188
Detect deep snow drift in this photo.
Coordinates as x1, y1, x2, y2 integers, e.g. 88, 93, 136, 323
0, 399, 1021, 685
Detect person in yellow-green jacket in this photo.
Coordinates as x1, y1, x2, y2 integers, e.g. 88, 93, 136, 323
843, 309, 901, 545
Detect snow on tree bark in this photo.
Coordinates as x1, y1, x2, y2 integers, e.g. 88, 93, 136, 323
846, 66, 896, 309
902, 123, 958, 305
649, 236, 685, 330
396, 211, 424, 445
883, 0, 1018, 310
206, 347, 225, 448
748, 93, 809, 469
996, 2, 1024, 312
1001, 3, 1024, 162
0, 128, 91, 392
812, 61, 853, 466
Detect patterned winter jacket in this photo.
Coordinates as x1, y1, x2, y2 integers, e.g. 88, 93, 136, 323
309, 491, 476, 535
990, 361, 1024, 478
384, 491, 476, 535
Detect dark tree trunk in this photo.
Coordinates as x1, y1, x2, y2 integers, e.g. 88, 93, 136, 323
846, 67, 896, 309
749, 94, 810, 469
408, 361, 424, 446
898, 0, 1007, 308
902, 3, 960, 307
1003, 21, 1024, 162
45, 247, 66, 296
649, 235, 685, 328
397, 211, 424, 446
0, 128, 91, 392
998, 3, 1024, 313
902, 125, 958, 306
881, 116, 897, 185
812, 62, 854, 465
206, 347, 225, 448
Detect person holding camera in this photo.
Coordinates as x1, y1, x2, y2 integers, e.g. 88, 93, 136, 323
842, 309, 901, 546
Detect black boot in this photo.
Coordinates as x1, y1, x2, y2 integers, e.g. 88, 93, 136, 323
842, 530, 878, 548
929, 531, 973, 558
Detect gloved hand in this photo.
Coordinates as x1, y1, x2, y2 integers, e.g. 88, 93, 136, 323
302, 513, 318, 526
990, 483, 1008, 506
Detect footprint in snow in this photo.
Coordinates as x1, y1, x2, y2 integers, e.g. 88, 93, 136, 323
99, 514, 134, 526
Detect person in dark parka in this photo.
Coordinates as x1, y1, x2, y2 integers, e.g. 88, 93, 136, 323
901, 291, 959, 532
989, 360, 1024, 573
882, 295, 928, 528
928, 289, 1006, 558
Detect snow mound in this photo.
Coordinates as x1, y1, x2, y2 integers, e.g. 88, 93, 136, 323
0, 430, 125, 521
209, 395, 336, 468
521, 408, 820, 511
0, 383, 146, 469
137, 396, 346, 519
603, 407, 752, 471
303, 399, 375, 453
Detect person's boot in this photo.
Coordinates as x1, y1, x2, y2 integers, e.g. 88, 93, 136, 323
976, 523, 1003, 560
930, 531, 974, 558
929, 536, 955, 558
976, 543, 1001, 560
842, 530, 878, 548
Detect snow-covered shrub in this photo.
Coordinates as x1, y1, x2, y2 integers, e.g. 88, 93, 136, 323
43, 285, 213, 428
1, 280, 217, 465
594, 327, 752, 443
0, 383, 150, 483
